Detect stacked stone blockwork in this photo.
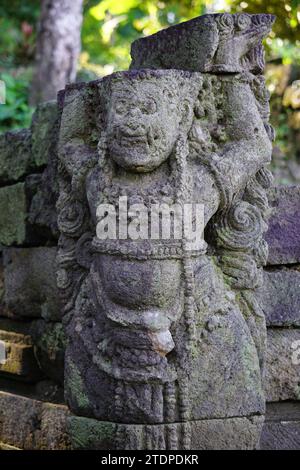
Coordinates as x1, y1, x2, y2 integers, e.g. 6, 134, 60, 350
0, 102, 70, 450
0, 13, 299, 450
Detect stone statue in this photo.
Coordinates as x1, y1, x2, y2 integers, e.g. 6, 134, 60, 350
57, 13, 275, 449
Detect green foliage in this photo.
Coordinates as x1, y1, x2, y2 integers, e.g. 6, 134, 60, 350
0, 1, 37, 132
0, 1, 38, 68
228, 0, 300, 42
0, 71, 34, 133
0, 1, 40, 23
81, 0, 209, 73
227, 0, 300, 67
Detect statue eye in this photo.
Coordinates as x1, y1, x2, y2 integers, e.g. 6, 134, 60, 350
141, 98, 157, 114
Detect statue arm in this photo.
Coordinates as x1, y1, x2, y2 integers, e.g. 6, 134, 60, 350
210, 78, 272, 207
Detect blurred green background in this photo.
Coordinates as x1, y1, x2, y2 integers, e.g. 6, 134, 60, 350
0, 0, 300, 183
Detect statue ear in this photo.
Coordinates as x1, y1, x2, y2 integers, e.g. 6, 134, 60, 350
180, 99, 193, 131
76, 232, 93, 269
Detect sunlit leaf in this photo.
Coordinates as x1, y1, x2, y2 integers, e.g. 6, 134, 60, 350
90, 0, 141, 20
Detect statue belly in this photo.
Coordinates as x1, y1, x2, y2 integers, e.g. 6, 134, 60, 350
95, 255, 182, 310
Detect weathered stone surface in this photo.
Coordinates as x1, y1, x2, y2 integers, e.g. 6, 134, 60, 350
0, 256, 5, 316
68, 415, 264, 450
256, 267, 300, 326
265, 329, 300, 402
0, 442, 21, 450
0, 175, 45, 246
28, 101, 59, 240
3, 247, 62, 320
60, 69, 271, 428
0, 183, 27, 246
0, 375, 64, 406
261, 422, 300, 450
57, 13, 274, 449
265, 401, 300, 422
0, 101, 58, 189
0, 391, 71, 450
30, 320, 65, 385
260, 402, 300, 450
130, 13, 275, 75
0, 319, 41, 382
28, 165, 59, 240
34, 379, 64, 404
0, 129, 32, 185
30, 100, 58, 168
266, 185, 300, 265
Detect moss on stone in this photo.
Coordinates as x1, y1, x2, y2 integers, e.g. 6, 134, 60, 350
0, 183, 27, 245
31, 101, 58, 168
0, 129, 32, 185
66, 358, 90, 411
67, 416, 116, 450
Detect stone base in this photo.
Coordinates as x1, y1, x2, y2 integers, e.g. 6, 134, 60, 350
265, 329, 300, 402
0, 390, 70, 450
68, 415, 264, 450
260, 402, 300, 450
0, 442, 21, 450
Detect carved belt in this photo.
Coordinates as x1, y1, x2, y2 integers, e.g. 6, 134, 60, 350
92, 237, 206, 260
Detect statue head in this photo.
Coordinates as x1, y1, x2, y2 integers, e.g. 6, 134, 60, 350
100, 70, 202, 172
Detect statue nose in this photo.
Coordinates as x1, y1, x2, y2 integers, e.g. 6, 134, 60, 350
127, 119, 140, 131
127, 106, 142, 119
126, 114, 146, 133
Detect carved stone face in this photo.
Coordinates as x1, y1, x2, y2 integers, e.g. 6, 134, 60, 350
106, 80, 182, 173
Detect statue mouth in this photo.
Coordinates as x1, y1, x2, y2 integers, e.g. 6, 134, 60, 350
115, 128, 159, 149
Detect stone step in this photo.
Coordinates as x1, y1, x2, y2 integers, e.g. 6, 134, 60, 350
0, 442, 21, 450
0, 389, 70, 450
266, 185, 300, 265
260, 402, 300, 450
0, 376, 64, 404
256, 267, 300, 327
0, 318, 65, 385
0, 319, 42, 382
265, 328, 300, 402
0, 386, 298, 449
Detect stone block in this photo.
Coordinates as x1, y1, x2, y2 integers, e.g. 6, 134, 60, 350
266, 185, 300, 265
0, 391, 70, 450
0, 175, 44, 246
265, 329, 300, 402
0, 442, 21, 450
68, 415, 264, 450
0, 129, 32, 185
256, 267, 300, 326
30, 100, 58, 168
30, 320, 65, 385
0, 256, 5, 316
260, 402, 300, 450
0, 319, 41, 382
3, 247, 62, 320
28, 133, 59, 241
0, 183, 27, 246
130, 13, 274, 75
0, 376, 64, 405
